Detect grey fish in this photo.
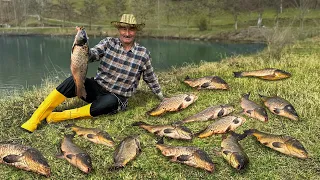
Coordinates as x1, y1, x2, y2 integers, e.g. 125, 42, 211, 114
240, 93, 268, 122
221, 132, 249, 170
71, 26, 89, 98
233, 68, 291, 80
259, 94, 299, 121
0, 143, 50, 177
184, 75, 229, 90
156, 138, 215, 173
110, 135, 141, 170
57, 134, 92, 173
244, 129, 308, 159
196, 116, 246, 138
177, 104, 234, 124
132, 121, 193, 140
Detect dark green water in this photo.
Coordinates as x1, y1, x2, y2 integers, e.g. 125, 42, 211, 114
0, 36, 266, 88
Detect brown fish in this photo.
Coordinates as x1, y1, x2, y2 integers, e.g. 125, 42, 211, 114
0, 143, 50, 177
259, 94, 299, 121
148, 94, 198, 116
156, 138, 215, 173
67, 124, 115, 147
233, 68, 291, 80
184, 75, 229, 90
57, 134, 92, 173
177, 104, 234, 124
110, 135, 141, 170
132, 121, 193, 140
196, 116, 246, 138
244, 129, 308, 159
221, 132, 249, 170
240, 93, 268, 122
71, 26, 89, 98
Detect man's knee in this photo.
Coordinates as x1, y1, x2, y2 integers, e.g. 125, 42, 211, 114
56, 76, 76, 98
90, 95, 119, 116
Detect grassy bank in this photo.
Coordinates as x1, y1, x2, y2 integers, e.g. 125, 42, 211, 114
0, 35, 319, 179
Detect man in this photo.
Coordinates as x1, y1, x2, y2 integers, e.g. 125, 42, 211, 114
21, 14, 164, 132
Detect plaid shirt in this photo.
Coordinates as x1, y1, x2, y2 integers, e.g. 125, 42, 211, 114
89, 37, 161, 98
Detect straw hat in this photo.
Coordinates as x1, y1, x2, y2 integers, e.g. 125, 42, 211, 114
111, 14, 145, 31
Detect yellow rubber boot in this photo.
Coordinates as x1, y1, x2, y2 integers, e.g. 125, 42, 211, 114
46, 103, 92, 123
21, 89, 66, 132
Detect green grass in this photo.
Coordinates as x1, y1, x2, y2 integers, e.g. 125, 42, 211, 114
1, 36, 320, 179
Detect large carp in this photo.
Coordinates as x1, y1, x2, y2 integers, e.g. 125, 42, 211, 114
259, 94, 299, 121
240, 93, 268, 122
0, 143, 50, 177
196, 116, 246, 138
57, 134, 92, 173
156, 138, 215, 173
132, 121, 193, 140
71, 26, 89, 98
177, 104, 234, 124
233, 68, 291, 80
148, 94, 198, 116
244, 129, 308, 159
110, 135, 141, 170
183, 75, 229, 90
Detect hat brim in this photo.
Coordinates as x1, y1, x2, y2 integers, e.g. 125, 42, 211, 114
111, 21, 145, 31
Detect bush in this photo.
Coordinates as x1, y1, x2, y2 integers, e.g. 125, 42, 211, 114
197, 17, 208, 31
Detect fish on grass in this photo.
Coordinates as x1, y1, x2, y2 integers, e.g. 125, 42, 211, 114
0, 143, 51, 177
66, 124, 115, 147
177, 104, 234, 124
183, 75, 229, 90
259, 94, 299, 121
240, 93, 268, 122
244, 129, 308, 159
110, 135, 141, 170
148, 94, 198, 116
132, 121, 193, 140
71, 26, 89, 99
220, 132, 249, 170
196, 116, 246, 138
233, 68, 291, 80
156, 138, 215, 173
57, 134, 92, 174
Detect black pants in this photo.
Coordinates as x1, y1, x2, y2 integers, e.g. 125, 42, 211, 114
56, 76, 127, 117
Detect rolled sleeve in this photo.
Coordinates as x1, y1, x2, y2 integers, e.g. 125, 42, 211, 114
142, 55, 162, 95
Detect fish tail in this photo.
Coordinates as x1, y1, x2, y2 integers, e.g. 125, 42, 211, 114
132, 121, 149, 126
243, 129, 257, 136
65, 132, 76, 139
233, 71, 243, 78
230, 131, 248, 141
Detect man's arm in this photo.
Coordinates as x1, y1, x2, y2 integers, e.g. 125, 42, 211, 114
88, 38, 109, 62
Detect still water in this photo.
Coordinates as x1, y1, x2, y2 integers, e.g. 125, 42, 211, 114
0, 36, 266, 88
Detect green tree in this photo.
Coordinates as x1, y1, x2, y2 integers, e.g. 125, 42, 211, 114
80, 0, 101, 30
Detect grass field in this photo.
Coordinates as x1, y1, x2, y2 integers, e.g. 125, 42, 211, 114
0, 34, 319, 179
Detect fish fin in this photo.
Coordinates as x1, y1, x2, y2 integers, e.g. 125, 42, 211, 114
230, 131, 248, 140
246, 110, 253, 115
156, 137, 164, 144
272, 142, 285, 148
222, 150, 231, 156
108, 165, 124, 171
258, 94, 268, 101
177, 103, 184, 111
225, 125, 232, 132
233, 72, 243, 78
87, 134, 96, 139
184, 75, 190, 80
177, 155, 192, 162
242, 92, 250, 99
132, 121, 148, 126
65, 123, 75, 128
200, 82, 210, 89
66, 154, 75, 160
217, 108, 225, 117
172, 121, 184, 126
55, 152, 64, 159
163, 128, 174, 133
273, 108, 281, 114
3, 155, 22, 163
243, 129, 257, 136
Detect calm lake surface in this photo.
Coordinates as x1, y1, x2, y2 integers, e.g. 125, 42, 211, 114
0, 36, 266, 89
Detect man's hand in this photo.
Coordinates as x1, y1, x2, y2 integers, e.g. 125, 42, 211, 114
156, 92, 164, 101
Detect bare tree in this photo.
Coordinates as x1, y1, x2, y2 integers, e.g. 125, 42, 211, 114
105, 0, 126, 21
81, 0, 101, 30
217, 0, 244, 30
291, 0, 315, 29
50, 0, 75, 28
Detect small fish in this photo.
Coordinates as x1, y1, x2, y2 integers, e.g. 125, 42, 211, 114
196, 116, 246, 138
221, 132, 249, 170
148, 94, 198, 116
156, 138, 215, 173
233, 68, 291, 80
184, 75, 229, 90
0, 143, 51, 177
259, 94, 299, 121
57, 134, 92, 173
71, 26, 89, 98
132, 121, 193, 140
66, 124, 115, 147
244, 129, 308, 159
110, 135, 141, 170
240, 93, 268, 122
177, 104, 234, 124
